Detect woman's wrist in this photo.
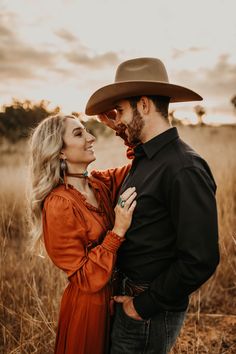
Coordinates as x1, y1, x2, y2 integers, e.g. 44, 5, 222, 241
102, 230, 125, 254
111, 227, 125, 238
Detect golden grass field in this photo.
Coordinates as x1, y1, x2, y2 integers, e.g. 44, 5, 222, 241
0, 124, 236, 353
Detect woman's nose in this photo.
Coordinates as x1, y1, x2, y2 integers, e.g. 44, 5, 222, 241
86, 131, 95, 142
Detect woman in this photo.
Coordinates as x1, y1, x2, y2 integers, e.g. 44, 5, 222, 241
28, 114, 136, 354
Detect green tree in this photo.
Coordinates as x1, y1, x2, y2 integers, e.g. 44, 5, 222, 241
0, 99, 60, 142
231, 95, 236, 110
168, 110, 181, 126
194, 105, 206, 126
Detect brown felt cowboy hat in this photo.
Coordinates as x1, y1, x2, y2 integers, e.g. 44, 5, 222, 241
85, 57, 202, 115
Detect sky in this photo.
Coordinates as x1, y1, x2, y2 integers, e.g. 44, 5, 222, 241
1, 0, 236, 124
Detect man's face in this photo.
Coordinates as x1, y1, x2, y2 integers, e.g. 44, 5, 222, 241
114, 99, 144, 145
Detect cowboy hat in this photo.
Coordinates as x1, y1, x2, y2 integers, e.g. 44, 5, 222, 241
85, 57, 202, 115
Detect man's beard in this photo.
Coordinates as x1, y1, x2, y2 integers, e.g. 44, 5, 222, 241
115, 107, 144, 146
126, 107, 144, 146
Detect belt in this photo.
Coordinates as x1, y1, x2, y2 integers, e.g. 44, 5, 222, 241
113, 270, 150, 297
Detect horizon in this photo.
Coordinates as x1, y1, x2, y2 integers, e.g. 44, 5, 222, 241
1, 97, 235, 126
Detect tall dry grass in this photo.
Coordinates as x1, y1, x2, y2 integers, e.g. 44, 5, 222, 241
0, 125, 236, 353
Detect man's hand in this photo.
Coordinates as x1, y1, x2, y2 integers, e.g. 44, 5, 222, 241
114, 295, 143, 321
98, 113, 130, 145
98, 112, 117, 131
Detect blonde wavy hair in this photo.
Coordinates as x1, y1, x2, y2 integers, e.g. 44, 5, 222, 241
28, 114, 75, 252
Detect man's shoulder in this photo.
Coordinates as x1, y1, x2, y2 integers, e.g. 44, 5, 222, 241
163, 138, 211, 178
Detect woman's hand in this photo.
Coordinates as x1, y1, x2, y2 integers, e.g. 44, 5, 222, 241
112, 187, 137, 238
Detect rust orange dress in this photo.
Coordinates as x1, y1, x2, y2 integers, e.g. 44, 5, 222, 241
42, 165, 130, 354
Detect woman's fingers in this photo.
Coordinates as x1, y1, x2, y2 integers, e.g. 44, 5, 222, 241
120, 187, 136, 202
128, 200, 137, 212
122, 191, 137, 209
117, 187, 136, 209
113, 188, 137, 236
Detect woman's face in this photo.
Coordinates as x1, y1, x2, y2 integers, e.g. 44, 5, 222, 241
61, 117, 96, 169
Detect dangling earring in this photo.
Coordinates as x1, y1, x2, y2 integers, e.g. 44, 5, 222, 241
60, 159, 68, 189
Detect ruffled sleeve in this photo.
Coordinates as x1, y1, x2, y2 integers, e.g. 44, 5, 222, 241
91, 164, 131, 206
43, 194, 124, 293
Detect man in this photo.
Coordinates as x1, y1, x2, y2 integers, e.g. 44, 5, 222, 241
85, 57, 219, 353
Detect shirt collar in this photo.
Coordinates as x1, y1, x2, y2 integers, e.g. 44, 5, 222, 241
134, 127, 179, 160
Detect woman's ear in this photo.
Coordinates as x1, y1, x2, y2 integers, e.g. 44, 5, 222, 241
60, 151, 65, 159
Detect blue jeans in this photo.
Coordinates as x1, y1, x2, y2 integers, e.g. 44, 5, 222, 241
110, 303, 186, 354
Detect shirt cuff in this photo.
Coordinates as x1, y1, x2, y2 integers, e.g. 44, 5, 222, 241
102, 230, 125, 254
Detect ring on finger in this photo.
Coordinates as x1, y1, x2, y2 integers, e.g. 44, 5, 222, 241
120, 200, 125, 208
118, 196, 123, 205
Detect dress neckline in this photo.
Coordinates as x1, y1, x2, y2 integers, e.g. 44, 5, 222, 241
63, 177, 104, 213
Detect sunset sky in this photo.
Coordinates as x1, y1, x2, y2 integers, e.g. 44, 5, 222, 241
1, 0, 236, 123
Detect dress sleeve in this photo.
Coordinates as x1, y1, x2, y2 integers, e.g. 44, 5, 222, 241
43, 194, 124, 293
91, 164, 131, 206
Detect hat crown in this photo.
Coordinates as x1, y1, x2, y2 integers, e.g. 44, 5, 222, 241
85, 57, 202, 115
115, 57, 169, 83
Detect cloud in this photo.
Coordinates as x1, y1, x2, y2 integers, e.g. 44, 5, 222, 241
55, 28, 78, 42
0, 23, 14, 38
172, 46, 206, 59
0, 47, 56, 81
173, 54, 236, 103
0, 17, 120, 83
55, 28, 120, 69
201, 55, 236, 96
189, 47, 205, 52
65, 51, 120, 69
172, 49, 186, 59
0, 22, 59, 81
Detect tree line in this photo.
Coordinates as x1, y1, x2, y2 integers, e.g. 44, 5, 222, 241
0, 99, 60, 143
0, 96, 236, 143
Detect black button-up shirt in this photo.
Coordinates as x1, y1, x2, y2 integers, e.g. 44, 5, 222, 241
118, 127, 219, 319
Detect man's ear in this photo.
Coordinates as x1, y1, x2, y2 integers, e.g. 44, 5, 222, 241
137, 96, 150, 115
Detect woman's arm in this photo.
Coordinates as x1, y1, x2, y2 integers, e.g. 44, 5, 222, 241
43, 194, 124, 293
43, 187, 136, 293
91, 164, 131, 206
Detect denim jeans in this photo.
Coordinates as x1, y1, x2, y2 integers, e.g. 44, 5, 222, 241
110, 303, 186, 354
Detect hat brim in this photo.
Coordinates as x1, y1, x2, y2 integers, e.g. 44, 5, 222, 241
85, 81, 202, 115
